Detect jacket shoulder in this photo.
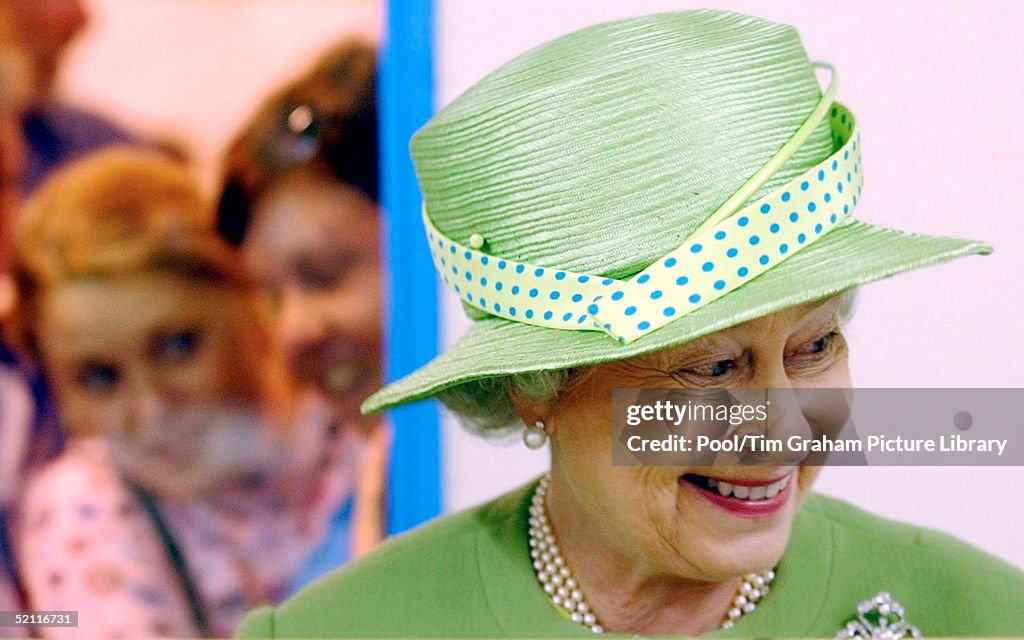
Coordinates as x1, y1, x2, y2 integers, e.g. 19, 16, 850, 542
235, 483, 532, 638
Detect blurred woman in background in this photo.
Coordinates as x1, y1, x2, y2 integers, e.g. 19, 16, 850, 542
217, 39, 387, 570
8, 147, 367, 638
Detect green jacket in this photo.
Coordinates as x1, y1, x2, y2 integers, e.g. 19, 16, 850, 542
237, 480, 1024, 637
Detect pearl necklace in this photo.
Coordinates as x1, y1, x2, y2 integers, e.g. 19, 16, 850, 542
528, 475, 776, 633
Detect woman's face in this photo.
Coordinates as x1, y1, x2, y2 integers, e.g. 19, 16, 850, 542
242, 171, 382, 431
35, 273, 285, 496
534, 296, 850, 582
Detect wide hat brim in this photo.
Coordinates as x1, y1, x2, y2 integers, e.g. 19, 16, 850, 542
363, 221, 989, 413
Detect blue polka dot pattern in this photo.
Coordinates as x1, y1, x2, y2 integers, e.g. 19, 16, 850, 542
421, 103, 863, 343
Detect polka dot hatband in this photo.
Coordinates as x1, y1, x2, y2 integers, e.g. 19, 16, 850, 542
426, 101, 861, 344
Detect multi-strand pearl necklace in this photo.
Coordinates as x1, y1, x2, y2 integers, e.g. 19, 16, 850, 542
528, 474, 775, 633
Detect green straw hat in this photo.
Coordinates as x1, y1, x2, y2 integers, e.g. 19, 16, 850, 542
362, 9, 990, 414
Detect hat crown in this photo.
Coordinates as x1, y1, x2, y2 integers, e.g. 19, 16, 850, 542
412, 10, 833, 287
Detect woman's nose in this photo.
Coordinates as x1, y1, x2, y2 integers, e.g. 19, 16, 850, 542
126, 390, 168, 443
278, 286, 327, 352
732, 360, 811, 465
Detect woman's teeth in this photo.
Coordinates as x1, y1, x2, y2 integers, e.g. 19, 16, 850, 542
708, 475, 791, 500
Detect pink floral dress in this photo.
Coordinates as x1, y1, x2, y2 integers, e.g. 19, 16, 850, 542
14, 408, 365, 638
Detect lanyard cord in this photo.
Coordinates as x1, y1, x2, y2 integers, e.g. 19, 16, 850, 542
129, 483, 212, 637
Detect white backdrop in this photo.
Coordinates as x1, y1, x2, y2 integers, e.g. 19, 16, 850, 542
437, 0, 1024, 569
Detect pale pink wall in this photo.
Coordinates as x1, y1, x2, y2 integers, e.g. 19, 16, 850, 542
57, 0, 381, 192
437, 1, 1024, 568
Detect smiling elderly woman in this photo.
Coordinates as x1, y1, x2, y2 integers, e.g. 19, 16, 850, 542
237, 10, 1024, 638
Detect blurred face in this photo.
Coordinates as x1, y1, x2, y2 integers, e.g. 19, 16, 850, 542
35, 273, 284, 497
534, 297, 850, 583
8, 0, 87, 95
243, 171, 382, 431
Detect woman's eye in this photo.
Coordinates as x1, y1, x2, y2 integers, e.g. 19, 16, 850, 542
678, 358, 737, 379
298, 268, 344, 290
151, 329, 204, 363
77, 362, 121, 393
708, 359, 736, 377
295, 256, 350, 291
789, 330, 841, 360
809, 334, 832, 353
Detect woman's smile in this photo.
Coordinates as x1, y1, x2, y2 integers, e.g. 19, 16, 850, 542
679, 470, 794, 519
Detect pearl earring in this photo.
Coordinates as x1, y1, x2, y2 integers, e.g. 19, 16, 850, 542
523, 420, 548, 449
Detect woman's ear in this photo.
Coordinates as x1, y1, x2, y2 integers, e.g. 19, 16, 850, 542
508, 385, 554, 433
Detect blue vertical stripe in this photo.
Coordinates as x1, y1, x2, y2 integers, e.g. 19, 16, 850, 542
380, 0, 441, 533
